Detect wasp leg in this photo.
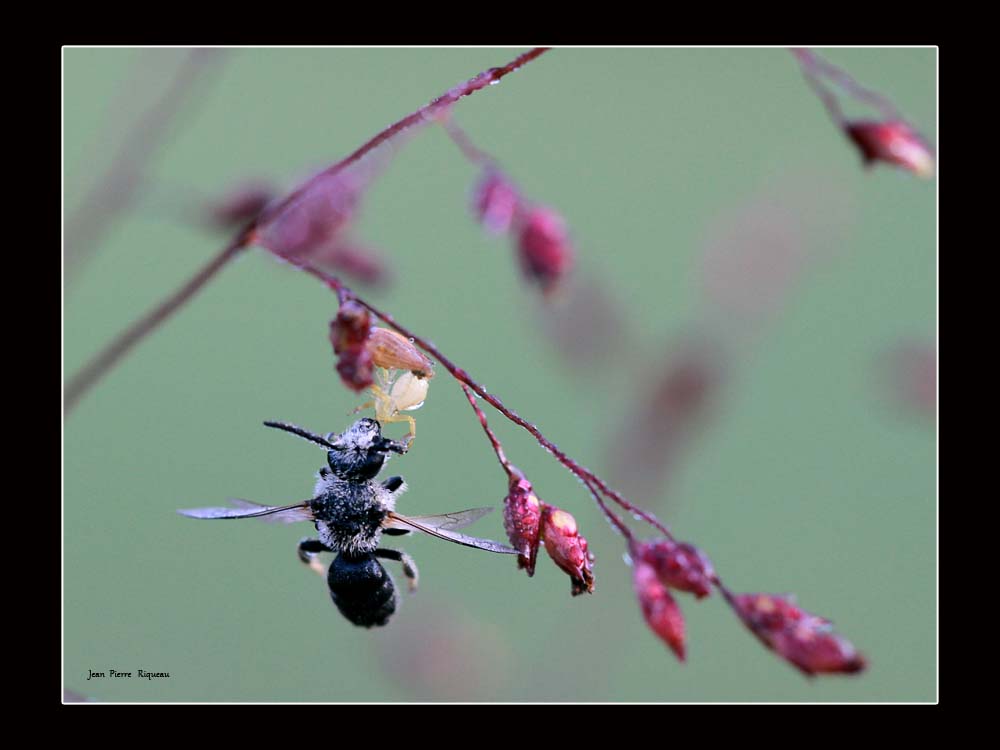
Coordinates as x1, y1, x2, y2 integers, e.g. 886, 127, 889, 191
382, 475, 406, 495
298, 538, 333, 578
375, 548, 419, 593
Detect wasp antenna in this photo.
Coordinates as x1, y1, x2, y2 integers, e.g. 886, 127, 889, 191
263, 421, 337, 449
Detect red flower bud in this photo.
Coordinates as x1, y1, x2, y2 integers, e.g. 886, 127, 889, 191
334, 347, 374, 393
639, 539, 715, 599
329, 301, 374, 392
541, 505, 595, 596
844, 120, 934, 178
472, 170, 521, 235
330, 301, 371, 354
732, 593, 866, 676
516, 206, 575, 294
633, 560, 686, 661
502, 469, 542, 575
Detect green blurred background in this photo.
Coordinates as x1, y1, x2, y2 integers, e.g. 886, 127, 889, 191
63, 47, 936, 702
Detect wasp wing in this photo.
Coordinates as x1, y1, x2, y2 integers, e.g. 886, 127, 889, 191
385, 510, 518, 554
178, 498, 314, 523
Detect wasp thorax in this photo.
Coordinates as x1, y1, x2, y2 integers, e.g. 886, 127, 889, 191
366, 328, 435, 379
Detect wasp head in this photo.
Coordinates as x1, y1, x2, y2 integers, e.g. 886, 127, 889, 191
327, 418, 407, 480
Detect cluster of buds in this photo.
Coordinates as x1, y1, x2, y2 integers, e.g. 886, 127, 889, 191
502, 468, 594, 595
731, 593, 867, 676
630, 539, 716, 661
471, 169, 575, 295
329, 301, 374, 392
844, 120, 934, 178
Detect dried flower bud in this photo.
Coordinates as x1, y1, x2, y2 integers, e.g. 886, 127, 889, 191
516, 206, 575, 294
472, 170, 521, 235
732, 593, 866, 676
633, 560, 686, 661
639, 539, 715, 599
844, 120, 934, 178
366, 328, 435, 378
329, 301, 371, 354
541, 505, 595, 596
335, 347, 374, 393
329, 302, 374, 392
206, 181, 276, 230
502, 469, 542, 575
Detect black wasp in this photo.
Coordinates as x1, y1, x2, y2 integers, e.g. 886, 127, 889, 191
179, 417, 517, 627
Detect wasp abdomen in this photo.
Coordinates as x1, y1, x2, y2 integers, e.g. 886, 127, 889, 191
327, 552, 397, 628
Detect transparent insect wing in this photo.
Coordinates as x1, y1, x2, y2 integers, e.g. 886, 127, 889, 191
178, 499, 315, 523
385, 509, 519, 554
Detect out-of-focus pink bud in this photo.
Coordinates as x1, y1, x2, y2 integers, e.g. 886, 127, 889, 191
732, 593, 866, 676
472, 170, 521, 235
502, 468, 542, 575
516, 206, 575, 294
638, 540, 715, 599
844, 120, 934, 178
206, 181, 277, 230
880, 342, 936, 418
256, 170, 362, 259
633, 560, 686, 661
329, 301, 374, 392
541, 505, 595, 596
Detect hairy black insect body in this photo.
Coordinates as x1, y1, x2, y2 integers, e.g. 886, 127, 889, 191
179, 416, 517, 628
328, 553, 397, 628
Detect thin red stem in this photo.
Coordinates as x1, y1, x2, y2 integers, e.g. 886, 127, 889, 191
792, 47, 901, 124
255, 48, 550, 229
460, 384, 513, 475
349, 294, 675, 541
66, 49, 549, 415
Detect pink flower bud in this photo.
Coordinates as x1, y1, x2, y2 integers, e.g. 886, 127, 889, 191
541, 505, 595, 596
732, 593, 866, 676
329, 302, 374, 392
844, 120, 934, 178
638, 540, 715, 599
502, 469, 542, 575
472, 170, 521, 235
516, 206, 575, 294
633, 560, 686, 661
257, 170, 362, 258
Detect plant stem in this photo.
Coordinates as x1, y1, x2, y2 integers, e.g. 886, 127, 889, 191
65, 48, 550, 415
351, 294, 675, 541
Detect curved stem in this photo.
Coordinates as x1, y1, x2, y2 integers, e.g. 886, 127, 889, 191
351, 294, 675, 541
